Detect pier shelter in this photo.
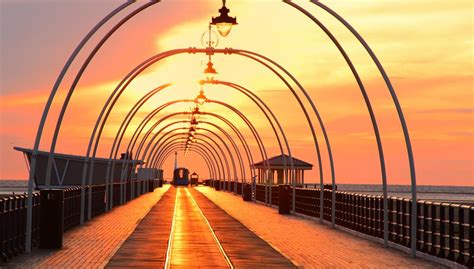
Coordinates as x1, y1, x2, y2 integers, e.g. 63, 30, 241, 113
252, 154, 312, 185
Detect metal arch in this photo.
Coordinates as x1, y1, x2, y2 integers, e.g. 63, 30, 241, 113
205, 100, 278, 199
155, 133, 229, 181
125, 101, 269, 194
208, 80, 295, 186
139, 120, 246, 185
148, 129, 234, 183
137, 120, 247, 184
99, 78, 288, 191
282, 1, 388, 244
155, 136, 225, 177
128, 107, 263, 186
121, 105, 257, 194
231, 50, 329, 219
159, 145, 215, 180
82, 47, 320, 188
156, 143, 216, 181
159, 133, 234, 182
138, 109, 269, 195
45, 0, 160, 186
150, 127, 241, 190
156, 139, 223, 181
196, 126, 245, 192
104, 84, 172, 208
158, 144, 218, 180
309, 0, 417, 256
76, 47, 321, 212
25, 0, 136, 251
156, 141, 222, 181
157, 144, 217, 181
82, 47, 327, 211
134, 100, 267, 176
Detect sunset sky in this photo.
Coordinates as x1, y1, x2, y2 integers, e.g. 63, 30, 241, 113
0, 0, 472, 186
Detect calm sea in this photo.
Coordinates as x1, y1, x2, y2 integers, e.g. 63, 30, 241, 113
1, 179, 473, 205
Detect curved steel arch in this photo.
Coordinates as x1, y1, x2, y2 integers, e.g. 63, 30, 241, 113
158, 143, 217, 182
150, 128, 240, 189
76, 48, 322, 196
107, 78, 294, 197
45, 1, 160, 186
83, 48, 329, 212
140, 122, 245, 185
309, 1, 417, 255
25, 0, 138, 249
283, 0, 388, 242
155, 136, 227, 181
106, 78, 295, 196
137, 120, 247, 185
156, 133, 234, 182
149, 129, 235, 184
135, 109, 270, 194
123, 105, 257, 192
158, 144, 218, 182
124, 101, 270, 194
155, 132, 229, 181
52, 47, 324, 220
157, 139, 223, 182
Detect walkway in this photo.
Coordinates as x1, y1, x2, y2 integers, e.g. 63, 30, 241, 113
107, 186, 295, 268
195, 186, 444, 269
5, 185, 444, 268
106, 187, 176, 268
6, 185, 171, 268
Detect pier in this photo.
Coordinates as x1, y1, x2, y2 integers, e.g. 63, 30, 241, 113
1, 0, 472, 268
2, 185, 450, 268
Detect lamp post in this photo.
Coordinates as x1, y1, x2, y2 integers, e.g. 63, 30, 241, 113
210, 0, 238, 37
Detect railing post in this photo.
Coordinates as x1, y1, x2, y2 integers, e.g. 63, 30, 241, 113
278, 185, 291, 215
39, 189, 64, 249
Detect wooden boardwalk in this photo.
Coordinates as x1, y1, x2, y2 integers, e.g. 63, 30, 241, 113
190, 188, 296, 268
5, 185, 443, 268
107, 186, 295, 268
106, 187, 176, 268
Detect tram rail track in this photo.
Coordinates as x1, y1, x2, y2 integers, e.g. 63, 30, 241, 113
164, 187, 233, 268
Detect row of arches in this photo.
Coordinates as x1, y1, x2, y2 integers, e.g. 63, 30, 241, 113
24, 0, 417, 257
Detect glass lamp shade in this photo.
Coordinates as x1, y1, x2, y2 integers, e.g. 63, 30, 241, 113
195, 90, 207, 105
204, 61, 217, 81
211, 4, 237, 38
216, 22, 233, 37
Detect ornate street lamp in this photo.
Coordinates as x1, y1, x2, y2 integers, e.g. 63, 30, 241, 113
192, 105, 200, 116
211, 0, 238, 37
203, 60, 218, 81
190, 116, 199, 126
195, 88, 208, 105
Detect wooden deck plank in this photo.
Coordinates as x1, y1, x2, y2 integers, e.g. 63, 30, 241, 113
168, 187, 229, 267
106, 187, 176, 268
190, 188, 296, 268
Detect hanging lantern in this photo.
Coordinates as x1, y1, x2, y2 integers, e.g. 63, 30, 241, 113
210, 0, 237, 37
